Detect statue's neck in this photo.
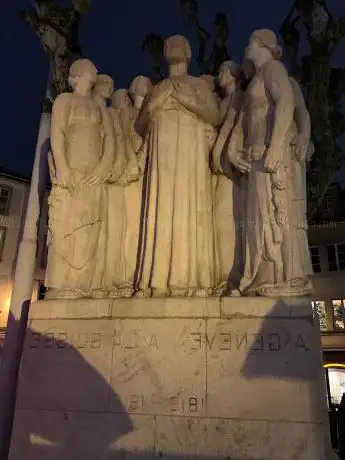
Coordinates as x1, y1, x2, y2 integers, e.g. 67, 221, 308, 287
169, 62, 188, 77
134, 96, 144, 110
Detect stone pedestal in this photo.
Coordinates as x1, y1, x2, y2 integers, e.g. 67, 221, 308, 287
9, 297, 332, 459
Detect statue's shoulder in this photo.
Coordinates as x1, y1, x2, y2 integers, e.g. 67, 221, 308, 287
53, 92, 73, 109
262, 59, 288, 79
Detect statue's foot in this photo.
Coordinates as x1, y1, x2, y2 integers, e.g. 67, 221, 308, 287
44, 288, 85, 300
134, 288, 152, 298
256, 279, 313, 297
151, 288, 170, 298
91, 289, 109, 299
228, 288, 242, 297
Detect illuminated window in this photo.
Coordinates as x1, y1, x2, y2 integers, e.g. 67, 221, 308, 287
310, 246, 321, 273
332, 300, 345, 331
328, 367, 345, 405
0, 186, 12, 216
327, 244, 345, 271
311, 300, 327, 331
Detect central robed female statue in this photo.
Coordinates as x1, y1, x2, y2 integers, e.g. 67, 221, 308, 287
134, 35, 221, 297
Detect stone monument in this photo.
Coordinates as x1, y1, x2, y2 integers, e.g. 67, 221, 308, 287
9, 32, 334, 460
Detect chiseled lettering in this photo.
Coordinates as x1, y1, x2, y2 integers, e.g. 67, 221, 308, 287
29, 331, 41, 348
190, 333, 202, 350
43, 332, 54, 349
251, 334, 263, 353
57, 332, 68, 348
295, 334, 310, 351
90, 332, 102, 349
205, 333, 216, 350
148, 335, 158, 349
170, 396, 179, 412
236, 333, 248, 350
219, 333, 231, 350
268, 333, 280, 351
113, 331, 122, 347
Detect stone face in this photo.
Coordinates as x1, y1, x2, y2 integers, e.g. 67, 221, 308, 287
10, 298, 331, 459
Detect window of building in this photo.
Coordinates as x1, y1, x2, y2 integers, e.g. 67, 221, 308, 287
0, 227, 7, 261
311, 300, 327, 331
310, 246, 321, 273
327, 244, 345, 271
0, 186, 12, 216
332, 300, 345, 330
327, 367, 345, 405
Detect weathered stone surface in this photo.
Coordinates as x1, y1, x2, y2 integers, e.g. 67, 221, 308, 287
16, 320, 114, 412
10, 411, 154, 460
206, 317, 326, 422
10, 298, 330, 459
109, 318, 206, 416
155, 417, 324, 459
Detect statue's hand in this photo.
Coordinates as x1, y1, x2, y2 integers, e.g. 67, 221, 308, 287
230, 151, 251, 174
264, 147, 281, 173
292, 133, 309, 162
56, 168, 74, 192
82, 171, 111, 187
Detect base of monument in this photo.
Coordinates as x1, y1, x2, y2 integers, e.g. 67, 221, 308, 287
10, 297, 333, 459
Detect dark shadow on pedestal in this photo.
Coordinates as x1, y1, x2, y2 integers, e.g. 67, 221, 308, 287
240, 299, 333, 456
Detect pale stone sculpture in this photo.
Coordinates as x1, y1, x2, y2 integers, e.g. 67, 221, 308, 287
211, 61, 245, 295
227, 29, 313, 296
134, 35, 221, 297
45, 59, 114, 299
290, 77, 315, 279
91, 75, 129, 297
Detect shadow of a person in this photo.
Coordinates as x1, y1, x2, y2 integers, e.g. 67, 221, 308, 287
1, 309, 134, 460
240, 298, 336, 459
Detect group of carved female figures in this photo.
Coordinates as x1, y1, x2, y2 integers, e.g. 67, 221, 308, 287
44, 29, 314, 300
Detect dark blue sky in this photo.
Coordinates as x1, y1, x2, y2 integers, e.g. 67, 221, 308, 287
1, 0, 344, 178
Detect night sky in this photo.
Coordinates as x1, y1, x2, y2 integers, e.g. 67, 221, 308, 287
1, 0, 344, 179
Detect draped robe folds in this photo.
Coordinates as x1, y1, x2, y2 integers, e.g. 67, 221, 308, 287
134, 76, 220, 296
105, 107, 137, 295
233, 62, 312, 296
45, 96, 108, 296
211, 90, 244, 292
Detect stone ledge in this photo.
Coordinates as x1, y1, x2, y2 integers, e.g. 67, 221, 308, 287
29, 299, 112, 319
221, 296, 313, 319
111, 298, 220, 318
29, 296, 313, 320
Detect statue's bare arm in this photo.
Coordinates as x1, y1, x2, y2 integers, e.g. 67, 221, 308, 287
263, 60, 294, 171
50, 93, 71, 178
290, 77, 314, 161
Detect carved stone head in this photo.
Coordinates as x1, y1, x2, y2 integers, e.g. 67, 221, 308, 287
164, 35, 192, 64
245, 29, 282, 63
68, 59, 97, 92
93, 74, 114, 100
129, 76, 152, 99
218, 61, 241, 89
111, 89, 132, 110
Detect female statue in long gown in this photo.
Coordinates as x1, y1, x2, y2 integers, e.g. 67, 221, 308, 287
228, 29, 313, 296
45, 59, 114, 299
92, 75, 128, 297
134, 35, 221, 298
211, 61, 245, 294
289, 77, 314, 279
